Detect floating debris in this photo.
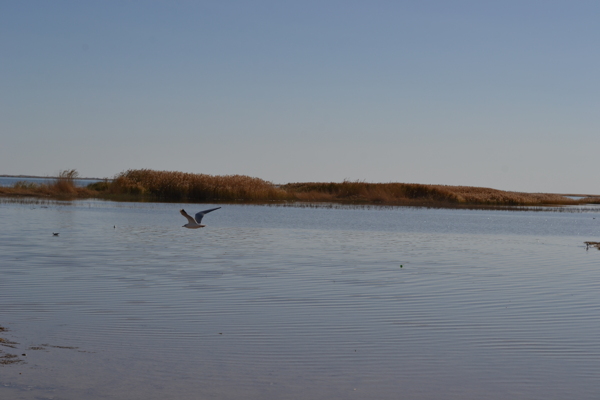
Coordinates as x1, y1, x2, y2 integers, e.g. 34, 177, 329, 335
0, 353, 23, 365
0, 326, 24, 365
0, 337, 18, 349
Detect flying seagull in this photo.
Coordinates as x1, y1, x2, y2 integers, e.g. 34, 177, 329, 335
180, 207, 221, 229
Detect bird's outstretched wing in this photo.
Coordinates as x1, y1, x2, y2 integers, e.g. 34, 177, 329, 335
180, 209, 197, 224
194, 207, 221, 223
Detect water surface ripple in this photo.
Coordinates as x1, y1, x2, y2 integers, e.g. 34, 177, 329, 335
1, 200, 600, 399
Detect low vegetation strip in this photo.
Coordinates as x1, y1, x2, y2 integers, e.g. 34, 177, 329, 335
281, 181, 581, 206
0, 169, 96, 199
1, 169, 598, 207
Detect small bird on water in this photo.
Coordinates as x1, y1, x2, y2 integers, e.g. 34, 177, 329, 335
52, 232, 59, 236
180, 207, 221, 229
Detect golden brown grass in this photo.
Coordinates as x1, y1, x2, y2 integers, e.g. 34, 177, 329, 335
109, 169, 289, 201
0, 169, 95, 199
0, 169, 589, 208
281, 180, 575, 206
50, 169, 79, 194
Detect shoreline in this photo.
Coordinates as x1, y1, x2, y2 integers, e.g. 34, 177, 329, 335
1, 169, 599, 209
0, 174, 107, 181
2, 194, 600, 213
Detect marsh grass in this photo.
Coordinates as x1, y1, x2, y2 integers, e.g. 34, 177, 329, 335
50, 169, 79, 194
108, 173, 580, 207
87, 180, 110, 192
109, 169, 289, 202
0, 169, 592, 208
281, 181, 577, 206
12, 180, 40, 190
580, 196, 600, 204
0, 169, 94, 199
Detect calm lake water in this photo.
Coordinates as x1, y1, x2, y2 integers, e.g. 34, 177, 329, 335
1, 199, 600, 399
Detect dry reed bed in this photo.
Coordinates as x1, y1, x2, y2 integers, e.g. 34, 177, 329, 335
0, 169, 94, 199
110, 169, 289, 201
427, 185, 573, 205
282, 181, 576, 206
0, 169, 586, 207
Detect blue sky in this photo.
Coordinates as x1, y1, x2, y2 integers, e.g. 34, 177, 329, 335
2, 1, 599, 193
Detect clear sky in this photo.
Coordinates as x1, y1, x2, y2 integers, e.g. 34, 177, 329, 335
2, 1, 599, 193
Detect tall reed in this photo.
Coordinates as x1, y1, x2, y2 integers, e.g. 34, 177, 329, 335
110, 169, 289, 201
50, 169, 79, 194
0, 169, 94, 198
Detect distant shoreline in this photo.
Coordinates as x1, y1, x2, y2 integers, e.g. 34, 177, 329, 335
562, 193, 600, 198
1, 174, 597, 198
0, 174, 108, 181
1, 169, 599, 207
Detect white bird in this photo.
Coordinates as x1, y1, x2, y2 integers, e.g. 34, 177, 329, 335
180, 207, 221, 229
